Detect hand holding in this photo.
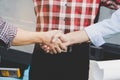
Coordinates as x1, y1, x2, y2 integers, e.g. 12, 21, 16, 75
40, 30, 67, 54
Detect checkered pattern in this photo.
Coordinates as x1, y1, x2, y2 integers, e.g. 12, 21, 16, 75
33, 0, 100, 33
33, 0, 120, 33
0, 17, 17, 47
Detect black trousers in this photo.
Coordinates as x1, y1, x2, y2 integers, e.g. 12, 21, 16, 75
29, 43, 89, 80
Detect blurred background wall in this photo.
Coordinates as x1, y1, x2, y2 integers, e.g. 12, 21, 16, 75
0, 0, 36, 53
98, 7, 115, 21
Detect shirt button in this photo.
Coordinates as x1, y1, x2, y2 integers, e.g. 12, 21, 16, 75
64, 18, 66, 21
65, 4, 67, 6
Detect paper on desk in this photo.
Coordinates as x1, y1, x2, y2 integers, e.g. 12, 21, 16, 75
90, 60, 120, 80
89, 60, 103, 80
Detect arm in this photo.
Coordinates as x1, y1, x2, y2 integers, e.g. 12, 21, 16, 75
84, 8, 120, 46
48, 8, 120, 53
0, 17, 44, 47
13, 28, 67, 54
12, 28, 44, 46
0, 17, 66, 52
61, 30, 90, 46
57, 8, 120, 47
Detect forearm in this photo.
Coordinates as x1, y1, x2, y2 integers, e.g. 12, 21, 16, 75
12, 28, 43, 46
12, 29, 63, 47
65, 30, 90, 46
0, 17, 63, 48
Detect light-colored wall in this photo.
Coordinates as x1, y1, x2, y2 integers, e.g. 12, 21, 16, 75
0, 0, 36, 53
98, 6, 115, 22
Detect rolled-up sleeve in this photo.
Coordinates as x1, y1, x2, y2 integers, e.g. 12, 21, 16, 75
85, 24, 105, 47
85, 8, 120, 47
0, 17, 17, 48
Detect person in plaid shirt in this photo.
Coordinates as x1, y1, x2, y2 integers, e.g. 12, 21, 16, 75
30, 0, 120, 80
0, 17, 64, 48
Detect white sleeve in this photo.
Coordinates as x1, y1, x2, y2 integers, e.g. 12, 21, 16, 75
85, 8, 120, 47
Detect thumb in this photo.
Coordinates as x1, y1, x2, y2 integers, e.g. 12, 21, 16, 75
59, 34, 68, 43
52, 33, 67, 43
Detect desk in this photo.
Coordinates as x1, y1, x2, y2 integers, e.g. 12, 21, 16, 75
89, 33, 120, 61
89, 43, 120, 60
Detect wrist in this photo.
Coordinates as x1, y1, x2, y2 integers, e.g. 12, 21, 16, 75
65, 33, 76, 46
34, 32, 45, 44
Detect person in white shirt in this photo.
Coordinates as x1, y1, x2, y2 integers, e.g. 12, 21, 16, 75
42, 8, 120, 53
54, 8, 120, 48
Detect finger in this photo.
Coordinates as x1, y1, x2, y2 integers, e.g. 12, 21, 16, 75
52, 47, 58, 54
56, 41, 67, 52
42, 45, 47, 49
52, 39, 64, 53
51, 44, 63, 54
54, 46, 62, 53
40, 44, 51, 53
46, 47, 50, 53
44, 44, 56, 54
52, 32, 63, 43
52, 37, 58, 43
49, 51, 54, 54
59, 44, 67, 52
46, 50, 50, 53
59, 35, 68, 43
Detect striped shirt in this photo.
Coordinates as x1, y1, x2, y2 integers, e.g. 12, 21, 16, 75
0, 17, 17, 47
33, 0, 120, 33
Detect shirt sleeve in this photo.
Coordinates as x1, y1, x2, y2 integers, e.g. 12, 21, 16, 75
0, 17, 17, 48
101, 0, 120, 10
85, 8, 120, 47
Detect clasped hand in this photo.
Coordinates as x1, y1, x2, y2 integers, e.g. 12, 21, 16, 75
40, 30, 70, 54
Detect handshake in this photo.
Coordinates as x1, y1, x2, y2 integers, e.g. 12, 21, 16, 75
12, 28, 89, 54
38, 30, 89, 54
39, 30, 71, 54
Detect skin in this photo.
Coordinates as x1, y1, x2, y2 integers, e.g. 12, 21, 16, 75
62, 30, 90, 46
11, 28, 67, 54
12, 27, 89, 54
42, 30, 90, 54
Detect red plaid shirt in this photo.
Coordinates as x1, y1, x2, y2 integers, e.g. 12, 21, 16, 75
33, 0, 120, 33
